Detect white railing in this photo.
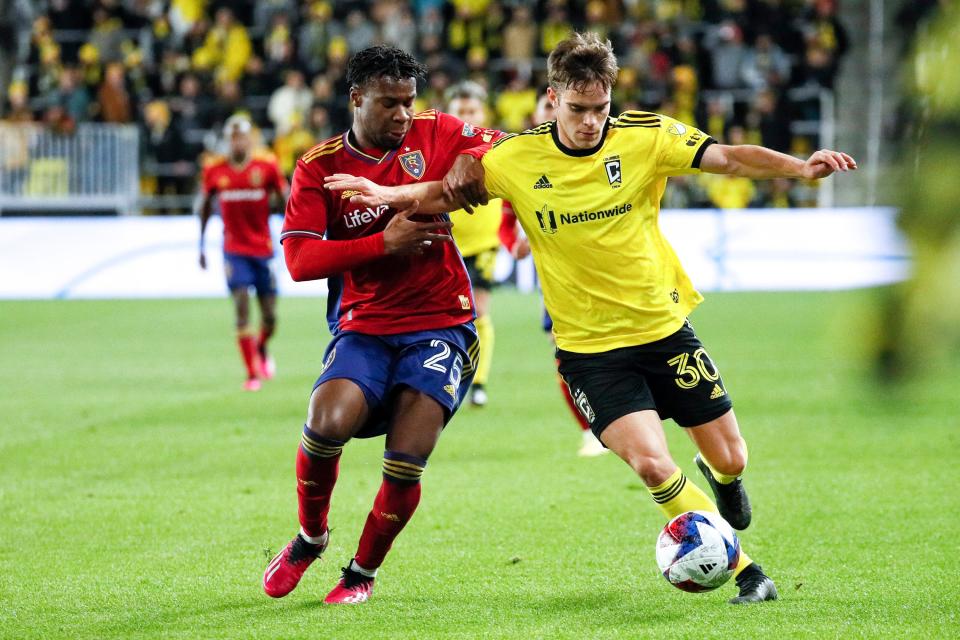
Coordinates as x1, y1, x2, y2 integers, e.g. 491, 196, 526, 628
0, 123, 140, 216
0, 208, 908, 299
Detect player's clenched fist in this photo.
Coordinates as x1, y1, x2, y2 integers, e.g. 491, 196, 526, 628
382, 202, 453, 256
442, 154, 489, 214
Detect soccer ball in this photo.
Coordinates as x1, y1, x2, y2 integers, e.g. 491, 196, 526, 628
656, 510, 740, 592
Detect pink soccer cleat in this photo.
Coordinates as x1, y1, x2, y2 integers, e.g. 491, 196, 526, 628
263, 534, 326, 598
323, 565, 375, 604
243, 378, 262, 392
260, 355, 276, 380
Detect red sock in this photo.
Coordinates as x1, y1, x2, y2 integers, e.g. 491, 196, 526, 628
296, 426, 344, 538
238, 334, 260, 379
556, 361, 590, 431
354, 452, 425, 570
258, 326, 273, 358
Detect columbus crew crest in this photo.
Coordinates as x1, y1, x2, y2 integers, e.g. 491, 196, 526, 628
604, 155, 622, 188
398, 150, 426, 180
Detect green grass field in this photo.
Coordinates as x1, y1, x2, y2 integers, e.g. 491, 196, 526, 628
1, 290, 957, 639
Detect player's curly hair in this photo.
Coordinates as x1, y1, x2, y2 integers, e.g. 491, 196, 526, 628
547, 32, 619, 93
346, 46, 428, 89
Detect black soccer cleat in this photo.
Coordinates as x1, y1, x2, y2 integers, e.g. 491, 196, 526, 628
694, 453, 752, 530
728, 563, 778, 604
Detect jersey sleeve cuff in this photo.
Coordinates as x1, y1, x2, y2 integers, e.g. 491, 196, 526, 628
691, 137, 717, 170
280, 229, 325, 243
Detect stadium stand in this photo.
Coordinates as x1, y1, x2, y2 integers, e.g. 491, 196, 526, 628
0, 0, 850, 214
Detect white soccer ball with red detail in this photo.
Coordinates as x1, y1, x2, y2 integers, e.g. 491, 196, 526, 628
656, 510, 740, 592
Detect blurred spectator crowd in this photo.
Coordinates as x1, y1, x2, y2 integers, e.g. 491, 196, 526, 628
0, 0, 850, 211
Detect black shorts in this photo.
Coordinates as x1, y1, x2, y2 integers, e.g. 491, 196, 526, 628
556, 320, 733, 438
463, 248, 498, 290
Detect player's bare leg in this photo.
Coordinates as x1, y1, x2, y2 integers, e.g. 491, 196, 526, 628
325, 387, 445, 605
256, 292, 277, 379
264, 380, 370, 598
685, 409, 752, 530
470, 288, 492, 406
600, 410, 776, 604
600, 410, 677, 484
232, 288, 261, 391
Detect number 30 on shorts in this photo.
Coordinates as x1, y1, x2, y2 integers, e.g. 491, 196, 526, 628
667, 348, 720, 390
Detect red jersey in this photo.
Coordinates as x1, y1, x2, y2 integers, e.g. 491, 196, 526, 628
202, 153, 287, 257
282, 110, 500, 335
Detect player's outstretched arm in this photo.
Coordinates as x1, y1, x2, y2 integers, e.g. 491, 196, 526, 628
324, 154, 491, 214
323, 175, 452, 213
700, 143, 857, 180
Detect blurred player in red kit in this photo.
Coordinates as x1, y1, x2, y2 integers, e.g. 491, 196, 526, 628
261, 46, 497, 604
199, 115, 288, 391
498, 92, 606, 456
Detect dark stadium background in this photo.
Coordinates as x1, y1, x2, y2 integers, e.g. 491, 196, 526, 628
1, 0, 868, 213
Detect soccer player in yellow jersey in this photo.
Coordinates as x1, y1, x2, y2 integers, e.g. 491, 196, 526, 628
324, 32, 857, 604
445, 82, 506, 406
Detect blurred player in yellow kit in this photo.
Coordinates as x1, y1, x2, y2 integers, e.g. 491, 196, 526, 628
876, 3, 960, 379
445, 82, 507, 406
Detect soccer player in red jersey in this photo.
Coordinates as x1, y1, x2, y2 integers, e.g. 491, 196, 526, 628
261, 47, 498, 604
199, 115, 288, 391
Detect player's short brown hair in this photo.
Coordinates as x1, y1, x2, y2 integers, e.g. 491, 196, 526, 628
547, 32, 619, 93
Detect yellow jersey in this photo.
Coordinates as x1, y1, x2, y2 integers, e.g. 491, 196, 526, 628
450, 198, 503, 257
703, 173, 756, 209
482, 111, 714, 353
